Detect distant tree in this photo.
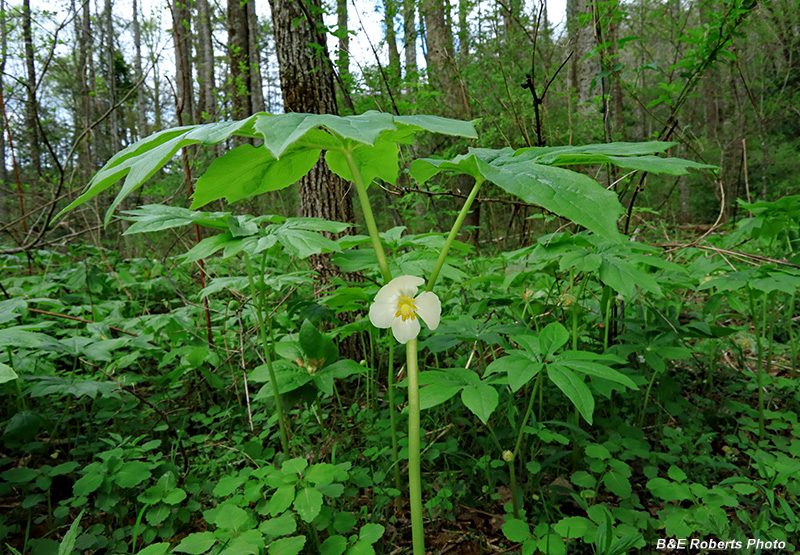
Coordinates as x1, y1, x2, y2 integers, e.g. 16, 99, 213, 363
22, 0, 39, 178
270, 0, 356, 279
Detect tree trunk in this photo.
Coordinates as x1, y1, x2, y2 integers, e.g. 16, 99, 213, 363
385, 0, 401, 82
421, 0, 466, 117
172, 0, 194, 124
228, 0, 252, 121
104, 0, 121, 153
247, 0, 265, 113
76, 0, 93, 178
421, 0, 477, 242
22, 0, 39, 178
0, 0, 6, 188
336, 0, 350, 84
403, 0, 417, 99
132, 0, 147, 139
196, 0, 216, 122
270, 0, 356, 275
568, 0, 597, 117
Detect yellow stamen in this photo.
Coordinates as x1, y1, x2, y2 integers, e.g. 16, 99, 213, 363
395, 295, 418, 322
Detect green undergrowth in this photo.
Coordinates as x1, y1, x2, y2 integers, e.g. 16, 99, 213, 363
1, 195, 799, 554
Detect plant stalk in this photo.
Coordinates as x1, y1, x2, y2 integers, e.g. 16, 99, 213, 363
406, 338, 425, 554
427, 177, 484, 291
244, 253, 290, 456
344, 149, 392, 283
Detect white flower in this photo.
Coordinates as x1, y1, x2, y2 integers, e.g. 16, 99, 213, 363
369, 275, 441, 344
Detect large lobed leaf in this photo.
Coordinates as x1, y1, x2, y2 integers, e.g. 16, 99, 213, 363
59, 111, 478, 223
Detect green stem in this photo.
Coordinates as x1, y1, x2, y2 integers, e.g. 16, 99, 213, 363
507, 457, 521, 519
344, 149, 392, 283
426, 177, 484, 292
387, 341, 402, 512
748, 288, 765, 441
244, 253, 290, 456
406, 338, 425, 555
789, 292, 797, 380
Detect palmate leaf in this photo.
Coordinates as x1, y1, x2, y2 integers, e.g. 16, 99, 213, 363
411, 149, 625, 243
411, 143, 713, 244
58, 111, 478, 223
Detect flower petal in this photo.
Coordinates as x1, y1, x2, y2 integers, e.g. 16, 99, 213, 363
392, 316, 420, 344
415, 291, 441, 330
369, 300, 396, 328
375, 275, 423, 305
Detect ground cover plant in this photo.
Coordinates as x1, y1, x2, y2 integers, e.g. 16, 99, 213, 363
1, 110, 799, 555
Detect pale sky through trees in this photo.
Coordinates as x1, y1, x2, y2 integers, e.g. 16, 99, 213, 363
34, 0, 568, 76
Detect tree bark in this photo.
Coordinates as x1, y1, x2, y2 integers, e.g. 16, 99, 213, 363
0, 0, 6, 188
132, 0, 147, 139
172, 0, 195, 124
247, 0, 265, 113
196, 0, 216, 122
385, 0, 401, 82
567, 0, 597, 117
337, 0, 350, 82
22, 0, 40, 178
104, 0, 121, 153
228, 0, 252, 121
270, 0, 356, 276
403, 0, 417, 99
76, 0, 93, 177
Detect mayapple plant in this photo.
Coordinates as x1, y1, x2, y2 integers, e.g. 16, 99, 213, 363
58, 110, 712, 554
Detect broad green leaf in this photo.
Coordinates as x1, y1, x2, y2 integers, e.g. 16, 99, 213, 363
135, 543, 171, 555
213, 475, 245, 497
122, 204, 230, 234
268, 536, 306, 555
503, 518, 531, 542
539, 322, 570, 357
269, 484, 296, 516
174, 532, 218, 554
260, 512, 297, 537
418, 377, 464, 410
0, 327, 58, 349
115, 460, 152, 488
214, 503, 250, 532
647, 477, 692, 501
255, 112, 395, 158
475, 155, 624, 244
191, 143, 321, 209
394, 114, 478, 139
603, 471, 632, 498
491, 355, 542, 393
62, 119, 255, 225
553, 516, 594, 539
319, 535, 347, 555
599, 255, 662, 297
251, 363, 313, 396
0, 362, 18, 384
277, 229, 342, 259
1, 468, 38, 484
461, 383, 499, 424
294, 486, 323, 522
326, 140, 399, 187
547, 365, 595, 425
556, 358, 637, 390
520, 142, 676, 164
305, 463, 340, 486
57, 510, 84, 555
359, 523, 385, 544
73, 472, 104, 496
607, 155, 714, 175
344, 541, 376, 555
146, 504, 171, 526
